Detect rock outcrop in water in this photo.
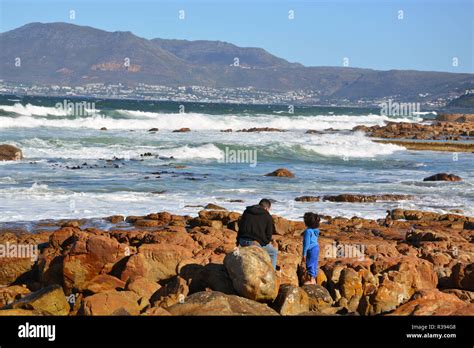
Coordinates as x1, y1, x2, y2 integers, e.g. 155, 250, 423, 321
294, 194, 413, 203
0, 144, 23, 161
423, 173, 462, 182
265, 168, 295, 178
353, 121, 474, 141
0, 208, 473, 316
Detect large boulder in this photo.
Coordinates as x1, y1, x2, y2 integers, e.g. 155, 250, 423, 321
186, 263, 236, 295
272, 216, 305, 236
0, 144, 23, 161
277, 253, 300, 286
2, 284, 69, 315
224, 246, 278, 302
61, 232, 130, 292
338, 268, 363, 312
121, 243, 193, 283
80, 290, 143, 315
272, 284, 309, 315
301, 284, 333, 311
166, 291, 279, 315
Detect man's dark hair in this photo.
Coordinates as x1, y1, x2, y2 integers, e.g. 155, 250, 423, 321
258, 198, 272, 209
304, 212, 320, 228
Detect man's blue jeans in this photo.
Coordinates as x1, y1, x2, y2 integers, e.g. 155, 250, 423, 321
237, 237, 278, 270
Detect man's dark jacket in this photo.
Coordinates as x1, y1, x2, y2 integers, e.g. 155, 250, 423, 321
237, 205, 275, 246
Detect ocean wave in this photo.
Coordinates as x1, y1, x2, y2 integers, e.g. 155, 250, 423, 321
298, 133, 406, 158
20, 140, 223, 160
0, 104, 420, 130
15, 132, 404, 160
157, 144, 223, 160
0, 103, 70, 116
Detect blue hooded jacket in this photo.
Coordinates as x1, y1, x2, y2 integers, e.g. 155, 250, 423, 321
303, 228, 319, 257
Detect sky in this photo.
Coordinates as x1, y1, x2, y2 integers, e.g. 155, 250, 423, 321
0, 0, 472, 73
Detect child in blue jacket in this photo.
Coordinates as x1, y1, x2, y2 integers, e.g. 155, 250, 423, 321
302, 212, 321, 285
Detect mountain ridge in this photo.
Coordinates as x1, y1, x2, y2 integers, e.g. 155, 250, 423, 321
1, 22, 472, 101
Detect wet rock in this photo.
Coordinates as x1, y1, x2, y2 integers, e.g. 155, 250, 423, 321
323, 194, 412, 203
0, 144, 23, 161
238, 127, 285, 132
148, 128, 159, 132
166, 291, 279, 315
295, 196, 320, 202
224, 246, 278, 302
105, 215, 125, 224
265, 168, 295, 178
172, 128, 191, 133
423, 173, 462, 182
100, 127, 107, 131
204, 203, 227, 211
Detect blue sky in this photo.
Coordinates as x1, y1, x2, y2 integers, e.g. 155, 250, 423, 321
0, 0, 472, 73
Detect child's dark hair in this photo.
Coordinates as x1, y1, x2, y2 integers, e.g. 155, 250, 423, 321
304, 212, 320, 228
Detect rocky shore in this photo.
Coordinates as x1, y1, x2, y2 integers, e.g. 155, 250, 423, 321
353, 116, 474, 152
0, 207, 472, 316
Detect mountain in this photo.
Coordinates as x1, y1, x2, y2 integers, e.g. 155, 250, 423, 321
1, 22, 473, 101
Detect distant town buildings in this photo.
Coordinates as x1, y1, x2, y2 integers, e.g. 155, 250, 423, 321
0, 81, 459, 108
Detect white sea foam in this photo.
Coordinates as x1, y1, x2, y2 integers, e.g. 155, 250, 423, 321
0, 103, 69, 116
299, 133, 406, 158
157, 144, 223, 160
0, 104, 421, 130
20, 140, 223, 160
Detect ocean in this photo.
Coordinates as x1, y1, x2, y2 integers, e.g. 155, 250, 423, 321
0, 95, 472, 226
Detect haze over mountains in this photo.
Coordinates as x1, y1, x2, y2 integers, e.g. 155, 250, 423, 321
0, 22, 473, 101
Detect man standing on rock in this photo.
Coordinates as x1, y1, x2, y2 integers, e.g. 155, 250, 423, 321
237, 199, 278, 269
